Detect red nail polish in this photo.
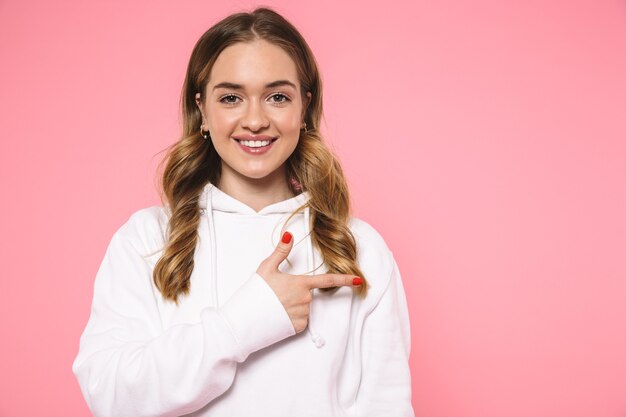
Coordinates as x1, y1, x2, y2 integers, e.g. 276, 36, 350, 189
352, 277, 363, 286
281, 231, 292, 244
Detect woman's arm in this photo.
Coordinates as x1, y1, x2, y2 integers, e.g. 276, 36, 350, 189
72, 224, 295, 417
356, 255, 415, 417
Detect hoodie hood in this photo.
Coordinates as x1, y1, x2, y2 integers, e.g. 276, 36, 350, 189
198, 182, 326, 348
199, 182, 310, 215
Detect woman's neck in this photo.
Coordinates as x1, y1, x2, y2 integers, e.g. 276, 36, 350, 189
216, 166, 295, 212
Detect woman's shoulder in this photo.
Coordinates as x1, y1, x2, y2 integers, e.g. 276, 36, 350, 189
349, 217, 390, 250
113, 205, 170, 256
348, 216, 397, 297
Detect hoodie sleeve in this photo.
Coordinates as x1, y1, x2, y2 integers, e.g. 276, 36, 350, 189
356, 254, 415, 417
72, 222, 296, 417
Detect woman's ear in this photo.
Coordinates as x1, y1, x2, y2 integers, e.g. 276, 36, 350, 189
195, 93, 205, 118
302, 91, 312, 119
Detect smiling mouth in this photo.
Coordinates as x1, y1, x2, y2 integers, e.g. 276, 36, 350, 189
233, 138, 278, 148
233, 137, 278, 154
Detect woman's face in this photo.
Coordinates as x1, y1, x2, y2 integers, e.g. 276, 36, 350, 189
196, 39, 311, 187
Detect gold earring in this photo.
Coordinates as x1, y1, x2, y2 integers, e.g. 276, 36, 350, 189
200, 124, 210, 139
301, 122, 308, 133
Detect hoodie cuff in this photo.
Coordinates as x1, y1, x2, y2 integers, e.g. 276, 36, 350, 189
218, 272, 296, 360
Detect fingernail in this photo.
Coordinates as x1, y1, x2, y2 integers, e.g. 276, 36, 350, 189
281, 231, 292, 244
352, 277, 363, 286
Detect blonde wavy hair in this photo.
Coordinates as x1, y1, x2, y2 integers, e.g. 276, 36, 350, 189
154, 7, 367, 304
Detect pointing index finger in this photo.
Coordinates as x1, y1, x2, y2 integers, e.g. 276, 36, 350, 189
306, 274, 363, 289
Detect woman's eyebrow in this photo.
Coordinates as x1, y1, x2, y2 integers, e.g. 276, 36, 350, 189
212, 80, 297, 91
265, 80, 297, 89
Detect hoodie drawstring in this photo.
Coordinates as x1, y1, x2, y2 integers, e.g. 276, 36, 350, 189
205, 184, 218, 308
304, 205, 325, 348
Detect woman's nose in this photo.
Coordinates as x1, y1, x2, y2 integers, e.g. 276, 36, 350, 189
241, 101, 269, 131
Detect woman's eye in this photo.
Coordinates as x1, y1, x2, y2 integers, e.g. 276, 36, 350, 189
269, 93, 290, 104
220, 94, 240, 105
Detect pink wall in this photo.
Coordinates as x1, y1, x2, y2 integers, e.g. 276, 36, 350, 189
1, 0, 625, 416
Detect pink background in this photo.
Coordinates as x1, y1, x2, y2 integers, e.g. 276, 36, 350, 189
1, 0, 625, 416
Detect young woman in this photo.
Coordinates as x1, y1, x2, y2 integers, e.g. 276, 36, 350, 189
73, 7, 414, 417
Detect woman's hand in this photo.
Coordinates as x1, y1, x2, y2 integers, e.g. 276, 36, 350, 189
256, 231, 362, 334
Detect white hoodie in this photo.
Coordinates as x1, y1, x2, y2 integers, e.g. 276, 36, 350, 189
72, 182, 414, 417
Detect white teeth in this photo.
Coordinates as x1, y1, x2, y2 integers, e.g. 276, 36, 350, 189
240, 140, 271, 148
